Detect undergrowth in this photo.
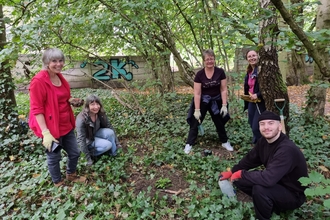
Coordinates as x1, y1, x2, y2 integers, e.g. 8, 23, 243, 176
0, 89, 329, 219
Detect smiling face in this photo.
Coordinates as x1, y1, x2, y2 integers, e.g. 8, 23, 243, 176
89, 101, 101, 115
204, 55, 215, 68
246, 50, 258, 67
48, 58, 64, 75
259, 119, 282, 142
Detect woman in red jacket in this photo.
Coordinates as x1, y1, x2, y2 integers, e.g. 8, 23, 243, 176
29, 48, 85, 187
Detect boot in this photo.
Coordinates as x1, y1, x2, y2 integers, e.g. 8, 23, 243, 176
54, 179, 65, 187
66, 172, 86, 183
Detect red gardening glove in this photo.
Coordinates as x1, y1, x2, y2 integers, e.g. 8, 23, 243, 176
230, 170, 242, 182
219, 171, 232, 180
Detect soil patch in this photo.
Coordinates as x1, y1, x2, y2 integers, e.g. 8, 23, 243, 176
119, 138, 253, 203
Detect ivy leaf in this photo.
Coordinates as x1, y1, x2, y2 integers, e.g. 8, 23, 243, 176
324, 199, 330, 209
76, 212, 86, 220
299, 177, 311, 186
308, 171, 324, 183
57, 209, 66, 220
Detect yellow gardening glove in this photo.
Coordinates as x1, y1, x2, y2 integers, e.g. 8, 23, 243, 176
220, 105, 228, 118
193, 109, 201, 123
42, 129, 57, 152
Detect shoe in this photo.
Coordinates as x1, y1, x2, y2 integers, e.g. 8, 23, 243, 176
87, 157, 93, 166
184, 144, 192, 154
54, 180, 65, 187
222, 142, 233, 152
85, 155, 93, 166
66, 172, 87, 183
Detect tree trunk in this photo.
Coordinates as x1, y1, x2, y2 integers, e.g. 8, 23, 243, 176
0, 5, 20, 141
306, 0, 330, 117
306, 86, 327, 116
287, 50, 311, 86
285, 0, 311, 86
152, 53, 175, 93
258, 0, 290, 135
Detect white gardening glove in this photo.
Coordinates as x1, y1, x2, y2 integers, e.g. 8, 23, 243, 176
42, 129, 57, 152
193, 109, 201, 122
220, 105, 228, 118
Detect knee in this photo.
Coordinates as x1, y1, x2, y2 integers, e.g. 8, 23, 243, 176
252, 185, 266, 199
106, 142, 113, 151
47, 153, 61, 164
108, 129, 115, 137
103, 128, 114, 138
69, 148, 81, 158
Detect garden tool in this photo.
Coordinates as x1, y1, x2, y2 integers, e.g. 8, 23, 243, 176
274, 98, 286, 134
198, 123, 205, 136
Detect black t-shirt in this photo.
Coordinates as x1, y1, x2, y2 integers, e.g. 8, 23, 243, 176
194, 67, 226, 96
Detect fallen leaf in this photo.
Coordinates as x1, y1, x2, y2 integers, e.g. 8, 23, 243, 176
319, 165, 329, 172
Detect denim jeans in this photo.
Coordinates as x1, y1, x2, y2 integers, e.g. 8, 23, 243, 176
46, 129, 80, 183
89, 128, 117, 156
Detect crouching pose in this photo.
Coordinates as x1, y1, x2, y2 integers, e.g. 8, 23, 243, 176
219, 111, 308, 220
76, 95, 121, 166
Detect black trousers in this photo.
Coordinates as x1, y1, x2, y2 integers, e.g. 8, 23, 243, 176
234, 179, 306, 220
186, 100, 228, 145
248, 102, 265, 144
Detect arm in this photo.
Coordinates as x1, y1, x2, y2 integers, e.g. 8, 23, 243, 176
231, 146, 262, 173
193, 82, 202, 109
35, 114, 48, 132
220, 78, 228, 105
242, 146, 295, 187
75, 113, 89, 156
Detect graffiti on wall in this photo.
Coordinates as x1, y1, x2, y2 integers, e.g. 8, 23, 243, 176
80, 58, 139, 81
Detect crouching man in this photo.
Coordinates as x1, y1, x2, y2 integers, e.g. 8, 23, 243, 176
219, 111, 308, 220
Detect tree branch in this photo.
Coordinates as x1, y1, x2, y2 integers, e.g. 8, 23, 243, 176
270, 0, 329, 78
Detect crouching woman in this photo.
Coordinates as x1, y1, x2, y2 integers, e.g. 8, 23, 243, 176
76, 95, 120, 166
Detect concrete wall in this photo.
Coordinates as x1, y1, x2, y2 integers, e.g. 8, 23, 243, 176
14, 55, 152, 89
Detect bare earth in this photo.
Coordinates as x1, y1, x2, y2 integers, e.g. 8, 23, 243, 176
120, 85, 330, 205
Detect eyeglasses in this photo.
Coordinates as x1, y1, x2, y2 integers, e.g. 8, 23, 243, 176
204, 58, 215, 62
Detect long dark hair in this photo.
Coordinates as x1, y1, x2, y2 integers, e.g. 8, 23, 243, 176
83, 94, 106, 115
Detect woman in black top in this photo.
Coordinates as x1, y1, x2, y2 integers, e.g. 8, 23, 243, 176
184, 49, 233, 154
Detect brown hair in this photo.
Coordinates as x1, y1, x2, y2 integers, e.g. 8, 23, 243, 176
245, 50, 258, 73
202, 49, 215, 61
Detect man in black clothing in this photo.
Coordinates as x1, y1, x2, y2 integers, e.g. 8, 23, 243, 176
219, 111, 308, 220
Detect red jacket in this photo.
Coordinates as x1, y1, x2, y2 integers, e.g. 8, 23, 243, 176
29, 70, 75, 138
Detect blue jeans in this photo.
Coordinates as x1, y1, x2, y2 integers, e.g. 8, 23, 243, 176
46, 130, 80, 183
89, 128, 117, 156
